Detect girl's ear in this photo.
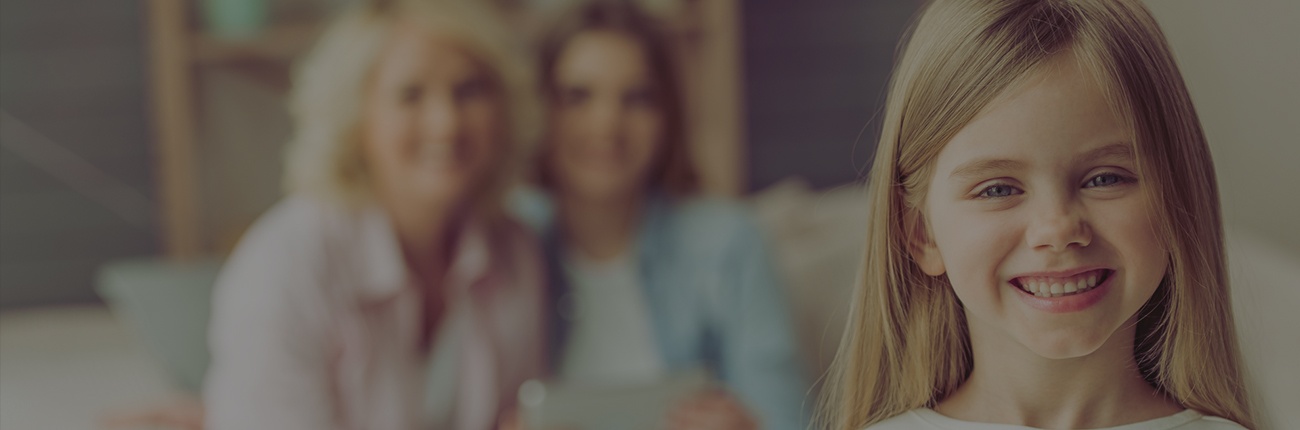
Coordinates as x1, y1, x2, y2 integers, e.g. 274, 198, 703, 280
905, 208, 946, 276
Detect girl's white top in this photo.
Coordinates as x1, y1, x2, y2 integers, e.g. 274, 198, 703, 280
866, 409, 1246, 430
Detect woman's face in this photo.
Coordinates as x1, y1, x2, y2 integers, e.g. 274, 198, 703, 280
362, 23, 503, 213
547, 30, 665, 201
912, 53, 1168, 360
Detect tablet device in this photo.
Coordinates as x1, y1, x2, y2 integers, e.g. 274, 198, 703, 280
517, 369, 710, 430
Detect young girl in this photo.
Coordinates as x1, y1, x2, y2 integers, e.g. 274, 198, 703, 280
822, 0, 1254, 429
204, 1, 546, 429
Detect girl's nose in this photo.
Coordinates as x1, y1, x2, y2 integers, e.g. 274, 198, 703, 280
1025, 196, 1093, 252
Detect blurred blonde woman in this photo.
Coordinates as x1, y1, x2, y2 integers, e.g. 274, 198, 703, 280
822, 0, 1253, 429
204, 1, 547, 429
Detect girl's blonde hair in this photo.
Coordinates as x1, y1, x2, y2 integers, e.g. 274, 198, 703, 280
282, 0, 538, 217
821, 0, 1253, 428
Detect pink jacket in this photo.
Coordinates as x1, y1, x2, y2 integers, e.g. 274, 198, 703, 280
204, 196, 548, 430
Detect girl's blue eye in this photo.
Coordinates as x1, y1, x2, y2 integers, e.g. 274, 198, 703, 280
1084, 173, 1130, 188
978, 184, 1022, 198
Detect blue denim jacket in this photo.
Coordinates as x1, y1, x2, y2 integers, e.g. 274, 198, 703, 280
522, 194, 810, 430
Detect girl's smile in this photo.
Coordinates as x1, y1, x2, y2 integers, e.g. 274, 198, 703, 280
1009, 267, 1114, 313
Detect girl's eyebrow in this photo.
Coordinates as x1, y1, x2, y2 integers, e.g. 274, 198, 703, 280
949, 158, 1025, 181
949, 142, 1134, 181
1078, 142, 1134, 163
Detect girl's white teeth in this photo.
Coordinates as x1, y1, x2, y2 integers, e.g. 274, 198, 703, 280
1017, 270, 1106, 298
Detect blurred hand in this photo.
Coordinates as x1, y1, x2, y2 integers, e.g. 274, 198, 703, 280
99, 395, 205, 430
499, 408, 524, 430
665, 390, 758, 430
499, 408, 582, 430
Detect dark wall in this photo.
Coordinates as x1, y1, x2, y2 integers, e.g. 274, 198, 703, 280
742, 1, 922, 191
0, 0, 158, 308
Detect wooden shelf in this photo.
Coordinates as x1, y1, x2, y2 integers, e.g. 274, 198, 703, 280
190, 21, 321, 65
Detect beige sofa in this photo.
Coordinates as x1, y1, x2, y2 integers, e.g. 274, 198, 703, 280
2, 181, 1295, 429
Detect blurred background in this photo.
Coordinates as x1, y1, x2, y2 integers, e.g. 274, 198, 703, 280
0, 0, 1295, 429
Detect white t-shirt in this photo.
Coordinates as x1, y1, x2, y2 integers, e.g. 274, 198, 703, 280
558, 250, 666, 385
866, 409, 1247, 430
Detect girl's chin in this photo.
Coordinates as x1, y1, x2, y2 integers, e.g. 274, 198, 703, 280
1016, 329, 1115, 360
